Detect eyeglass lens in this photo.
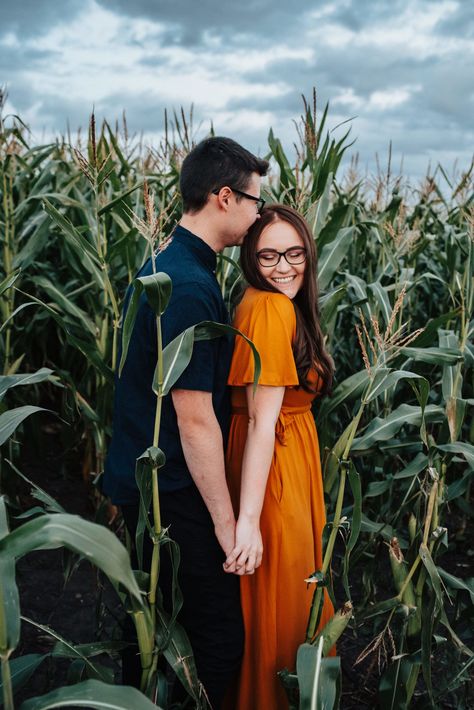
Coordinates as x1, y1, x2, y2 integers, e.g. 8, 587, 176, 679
257, 249, 307, 266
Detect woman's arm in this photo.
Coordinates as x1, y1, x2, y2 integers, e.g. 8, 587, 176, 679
224, 383, 285, 575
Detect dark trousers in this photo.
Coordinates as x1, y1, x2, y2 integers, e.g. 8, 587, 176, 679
121, 484, 243, 709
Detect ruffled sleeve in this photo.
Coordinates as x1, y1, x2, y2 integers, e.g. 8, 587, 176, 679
228, 289, 299, 387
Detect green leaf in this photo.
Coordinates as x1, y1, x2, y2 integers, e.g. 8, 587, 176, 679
160, 321, 261, 396
365, 370, 429, 405
0, 302, 38, 334
368, 281, 391, 327
420, 590, 437, 703
0, 497, 9, 539
318, 226, 356, 292
352, 404, 445, 452
20, 616, 114, 683
342, 463, 361, 600
33, 276, 97, 337
378, 655, 412, 710
0, 653, 47, 697
359, 515, 401, 544
296, 640, 322, 710
296, 640, 341, 710
393, 452, 428, 479
6, 460, 66, 514
358, 596, 401, 621
53, 640, 127, 658
19, 679, 162, 709
0, 368, 54, 401
0, 271, 21, 297
157, 612, 205, 706
400, 346, 463, 365
319, 285, 347, 332
0, 555, 20, 656
437, 567, 474, 604
0, 406, 49, 446
42, 199, 103, 284
310, 171, 333, 237
134, 450, 155, 571
318, 369, 368, 420
437, 441, 474, 469
0, 514, 142, 603
119, 273, 172, 376
97, 181, 144, 216
419, 543, 445, 611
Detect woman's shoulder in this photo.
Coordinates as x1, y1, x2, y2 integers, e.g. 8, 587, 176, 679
238, 287, 295, 319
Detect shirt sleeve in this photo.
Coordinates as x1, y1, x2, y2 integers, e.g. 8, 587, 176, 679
228, 291, 299, 387
161, 287, 224, 392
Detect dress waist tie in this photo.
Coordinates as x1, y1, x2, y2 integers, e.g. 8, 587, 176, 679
231, 404, 311, 446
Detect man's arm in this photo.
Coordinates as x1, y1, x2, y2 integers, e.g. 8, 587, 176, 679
172, 388, 236, 557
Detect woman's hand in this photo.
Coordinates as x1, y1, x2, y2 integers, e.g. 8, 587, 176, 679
223, 515, 263, 575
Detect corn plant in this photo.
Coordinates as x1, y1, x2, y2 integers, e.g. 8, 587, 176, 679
1, 89, 472, 707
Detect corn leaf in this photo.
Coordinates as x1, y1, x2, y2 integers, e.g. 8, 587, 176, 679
0, 406, 49, 446
19, 679, 161, 709
160, 321, 261, 396
0, 514, 142, 603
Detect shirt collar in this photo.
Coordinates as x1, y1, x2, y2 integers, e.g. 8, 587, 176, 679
173, 225, 217, 272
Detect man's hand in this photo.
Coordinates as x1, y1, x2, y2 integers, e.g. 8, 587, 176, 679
215, 521, 236, 558
224, 515, 263, 575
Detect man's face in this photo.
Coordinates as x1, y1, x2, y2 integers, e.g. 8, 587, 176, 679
228, 172, 262, 246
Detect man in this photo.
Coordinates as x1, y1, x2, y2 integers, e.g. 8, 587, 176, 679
103, 136, 268, 708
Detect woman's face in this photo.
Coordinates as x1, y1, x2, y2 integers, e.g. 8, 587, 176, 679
256, 220, 306, 299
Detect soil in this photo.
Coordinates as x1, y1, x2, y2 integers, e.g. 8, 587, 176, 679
8, 429, 474, 710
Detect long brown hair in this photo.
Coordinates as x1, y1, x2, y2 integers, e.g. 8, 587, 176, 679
240, 204, 334, 396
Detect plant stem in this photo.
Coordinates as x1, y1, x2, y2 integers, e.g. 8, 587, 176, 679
1, 656, 14, 710
149, 314, 164, 626
306, 401, 365, 642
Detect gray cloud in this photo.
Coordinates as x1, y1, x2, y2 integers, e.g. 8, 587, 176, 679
1, 0, 83, 36
0, 0, 472, 180
96, 0, 309, 44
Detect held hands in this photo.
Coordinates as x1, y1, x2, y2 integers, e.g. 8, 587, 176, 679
223, 515, 263, 576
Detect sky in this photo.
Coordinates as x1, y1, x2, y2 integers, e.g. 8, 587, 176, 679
1, 0, 473, 182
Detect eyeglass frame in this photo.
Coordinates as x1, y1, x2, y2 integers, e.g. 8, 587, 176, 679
256, 247, 308, 267
212, 187, 265, 214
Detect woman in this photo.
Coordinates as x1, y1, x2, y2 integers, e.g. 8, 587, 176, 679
224, 204, 335, 710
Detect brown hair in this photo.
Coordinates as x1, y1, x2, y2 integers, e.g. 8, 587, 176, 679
240, 204, 334, 396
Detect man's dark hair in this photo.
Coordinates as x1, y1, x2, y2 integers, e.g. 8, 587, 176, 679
180, 136, 269, 214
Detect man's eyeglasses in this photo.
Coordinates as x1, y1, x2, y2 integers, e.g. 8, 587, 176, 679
256, 247, 307, 267
212, 187, 265, 214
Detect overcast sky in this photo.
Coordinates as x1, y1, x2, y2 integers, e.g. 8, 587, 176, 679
1, 0, 473, 182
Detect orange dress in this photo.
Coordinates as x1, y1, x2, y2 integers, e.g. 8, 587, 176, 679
226, 287, 334, 710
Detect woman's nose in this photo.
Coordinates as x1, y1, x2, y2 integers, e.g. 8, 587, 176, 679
276, 257, 291, 273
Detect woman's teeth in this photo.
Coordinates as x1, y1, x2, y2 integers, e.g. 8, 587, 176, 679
273, 276, 295, 283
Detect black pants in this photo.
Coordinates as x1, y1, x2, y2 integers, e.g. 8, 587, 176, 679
121, 484, 243, 709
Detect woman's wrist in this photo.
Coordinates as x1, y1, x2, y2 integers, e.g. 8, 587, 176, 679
239, 510, 260, 525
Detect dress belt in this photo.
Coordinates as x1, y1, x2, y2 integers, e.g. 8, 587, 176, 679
231, 404, 312, 445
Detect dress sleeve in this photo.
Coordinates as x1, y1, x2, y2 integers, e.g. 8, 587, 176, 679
228, 291, 299, 387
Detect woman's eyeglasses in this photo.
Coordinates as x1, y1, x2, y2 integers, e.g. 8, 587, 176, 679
256, 247, 307, 267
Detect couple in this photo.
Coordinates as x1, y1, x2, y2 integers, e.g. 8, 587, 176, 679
103, 137, 334, 709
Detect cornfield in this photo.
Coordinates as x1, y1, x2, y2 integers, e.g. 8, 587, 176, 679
0, 88, 473, 709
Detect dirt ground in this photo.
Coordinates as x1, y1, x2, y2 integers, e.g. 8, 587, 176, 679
10, 431, 474, 709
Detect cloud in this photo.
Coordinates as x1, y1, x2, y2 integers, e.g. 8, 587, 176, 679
0, 0, 472, 180
2, 0, 83, 36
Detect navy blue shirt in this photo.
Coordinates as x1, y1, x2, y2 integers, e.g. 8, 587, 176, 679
102, 225, 234, 504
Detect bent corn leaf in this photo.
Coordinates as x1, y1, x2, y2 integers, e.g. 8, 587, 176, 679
0, 514, 142, 603
19, 679, 162, 709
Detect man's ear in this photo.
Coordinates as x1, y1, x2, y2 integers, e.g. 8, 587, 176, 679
215, 186, 233, 211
